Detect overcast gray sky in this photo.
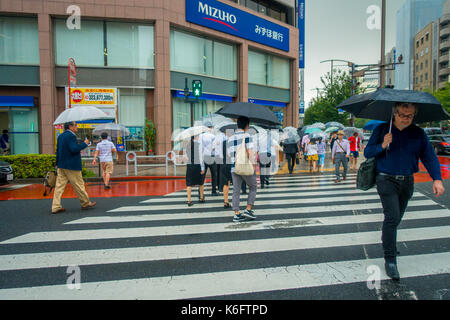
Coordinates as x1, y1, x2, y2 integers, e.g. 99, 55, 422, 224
304, 0, 406, 106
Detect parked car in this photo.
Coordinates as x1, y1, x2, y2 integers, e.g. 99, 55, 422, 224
0, 160, 14, 185
424, 127, 443, 136
428, 134, 450, 155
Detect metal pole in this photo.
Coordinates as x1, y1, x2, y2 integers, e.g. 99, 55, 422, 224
380, 0, 386, 87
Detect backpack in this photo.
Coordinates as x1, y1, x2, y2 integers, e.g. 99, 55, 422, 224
234, 136, 254, 176
43, 171, 57, 196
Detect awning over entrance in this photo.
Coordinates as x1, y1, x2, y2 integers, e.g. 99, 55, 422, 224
0, 96, 34, 107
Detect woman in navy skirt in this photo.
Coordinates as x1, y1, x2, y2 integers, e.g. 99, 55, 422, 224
184, 136, 205, 206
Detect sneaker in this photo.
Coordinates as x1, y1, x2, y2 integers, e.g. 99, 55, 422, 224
243, 209, 256, 219
233, 214, 246, 222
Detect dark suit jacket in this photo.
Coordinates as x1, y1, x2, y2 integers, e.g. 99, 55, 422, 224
56, 130, 87, 171
282, 142, 298, 154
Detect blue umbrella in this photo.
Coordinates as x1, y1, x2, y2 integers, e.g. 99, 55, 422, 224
363, 120, 386, 131
304, 127, 323, 135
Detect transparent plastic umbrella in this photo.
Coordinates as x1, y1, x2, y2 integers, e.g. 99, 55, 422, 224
324, 126, 340, 133
282, 127, 300, 144
309, 122, 326, 130
325, 121, 344, 129
92, 123, 130, 137
343, 127, 364, 138
174, 126, 209, 142
53, 106, 113, 125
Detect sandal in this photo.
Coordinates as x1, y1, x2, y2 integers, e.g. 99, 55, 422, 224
187, 201, 194, 207
199, 197, 206, 203
224, 202, 231, 208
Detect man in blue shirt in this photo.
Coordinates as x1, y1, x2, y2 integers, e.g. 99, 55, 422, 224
365, 102, 445, 281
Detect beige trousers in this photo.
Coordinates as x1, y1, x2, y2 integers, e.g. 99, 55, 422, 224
51, 168, 90, 212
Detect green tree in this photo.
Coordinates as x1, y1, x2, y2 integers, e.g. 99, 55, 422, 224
424, 82, 450, 129
304, 69, 364, 126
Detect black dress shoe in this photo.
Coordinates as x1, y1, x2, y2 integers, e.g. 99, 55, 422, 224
385, 262, 400, 281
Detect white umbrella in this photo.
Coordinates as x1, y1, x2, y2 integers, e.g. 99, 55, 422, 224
92, 123, 130, 137
174, 126, 209, 142
53, 106, 113, 125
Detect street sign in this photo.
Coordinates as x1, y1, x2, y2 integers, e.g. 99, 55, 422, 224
68, 58, 76, 109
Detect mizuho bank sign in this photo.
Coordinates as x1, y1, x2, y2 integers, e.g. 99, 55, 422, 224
186, 0, 290, 52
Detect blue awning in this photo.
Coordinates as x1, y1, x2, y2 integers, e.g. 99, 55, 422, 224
248, 98, 287, 108
172, 90, 233, 102
0, 96, 34, 107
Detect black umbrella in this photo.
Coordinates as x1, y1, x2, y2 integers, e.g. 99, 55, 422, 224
337, 88, 450, 123
216, 102, 281, 126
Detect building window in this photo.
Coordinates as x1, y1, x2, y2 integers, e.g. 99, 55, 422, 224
118, 88, 146, 151
55, 19, 154, 68
425, 59, 428, 68
172, 97, 226, 133
248, 49, 290, 89
416, 40, 419, 48
55, 19, 104, 66
106, 22, 154, 68
170, 29, 237, 80
425, 72, 428, 81
0, 16, 39, 65
246, 0, 258, 11
426, 33, 429, 41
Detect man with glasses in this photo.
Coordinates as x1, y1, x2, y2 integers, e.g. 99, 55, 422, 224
364, 102, 445, 281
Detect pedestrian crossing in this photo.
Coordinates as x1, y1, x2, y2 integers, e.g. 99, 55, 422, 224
0, 173, 449, 299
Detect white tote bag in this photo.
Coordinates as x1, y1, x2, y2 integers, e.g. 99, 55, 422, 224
235, 137, 254, 176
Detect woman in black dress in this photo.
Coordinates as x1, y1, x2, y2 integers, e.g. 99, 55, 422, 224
184, 136, 205, 206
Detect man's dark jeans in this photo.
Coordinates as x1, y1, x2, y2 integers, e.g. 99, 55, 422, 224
375, 174, 414, 264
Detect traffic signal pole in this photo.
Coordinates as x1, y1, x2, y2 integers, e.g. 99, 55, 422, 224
184, 78, 202, 127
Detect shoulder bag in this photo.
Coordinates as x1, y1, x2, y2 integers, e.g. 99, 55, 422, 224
235, 136, 254, 176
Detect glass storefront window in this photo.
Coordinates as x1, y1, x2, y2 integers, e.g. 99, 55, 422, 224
54, 19, 155, 69
248, 49, 290, 89
54, 19, 104, 66
9, 107, 39, 154
118, 89, 146, 151
106, 22, 154, 68
170, 29, 237, 80
172, 97, 226, 133
0, 16, 39, 65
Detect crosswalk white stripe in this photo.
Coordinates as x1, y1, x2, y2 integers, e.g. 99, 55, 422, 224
162, 181, 357, 198
1, 251, 449, 299
140, 188, 374, 204
67, 199, 439, 224
271, 173, 357, 179
0, 223, 449, 271
0, 201, 440, 245
130, 193, 424, 211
